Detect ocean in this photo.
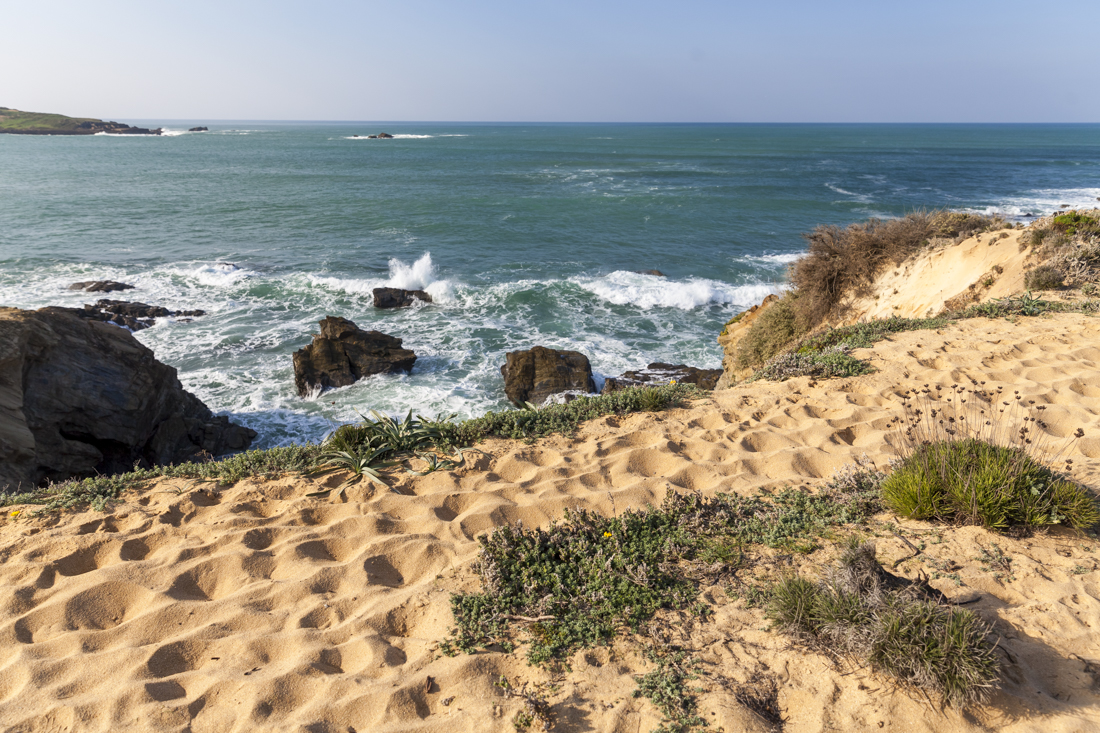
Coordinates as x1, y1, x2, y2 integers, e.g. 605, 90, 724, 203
2, 123, 1098, 446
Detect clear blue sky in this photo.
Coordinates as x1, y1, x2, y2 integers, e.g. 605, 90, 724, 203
7, 0, 1098, 122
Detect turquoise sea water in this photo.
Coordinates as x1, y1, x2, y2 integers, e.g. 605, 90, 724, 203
2, 123, 1099, 446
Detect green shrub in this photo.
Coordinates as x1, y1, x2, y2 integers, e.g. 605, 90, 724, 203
1024, 265, 1064, 290
883, 385, 1099, 533
1052, 212, 1099, 236
767, 540, 1000, 707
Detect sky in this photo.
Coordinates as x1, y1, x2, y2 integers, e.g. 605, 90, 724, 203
5, 0, 1099, 123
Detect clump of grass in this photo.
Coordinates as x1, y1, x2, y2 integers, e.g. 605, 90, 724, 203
1024, 264, 1065, 290
443, 487, 879, 665
767, 539, 1000, 707
882, 383, 1099, 533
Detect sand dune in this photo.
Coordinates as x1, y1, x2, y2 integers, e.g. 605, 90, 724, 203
2, 312, 1100, 732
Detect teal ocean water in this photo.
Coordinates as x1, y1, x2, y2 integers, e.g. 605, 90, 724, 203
2, 123, 1099, 446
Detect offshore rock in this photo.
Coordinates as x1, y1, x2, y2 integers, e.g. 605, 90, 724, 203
372, 287, 433, 309
68, 281, 135, 293
0, 307, 256, 492
188, 126, 209, 132
74, 300, 207, 331
500, 346, 596, 407
293, 316, 416, 396
601, 363, 721, 394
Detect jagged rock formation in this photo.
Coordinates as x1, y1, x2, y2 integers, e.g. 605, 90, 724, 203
68, 281, 135, 293
0, 307, 256, 492
602, 362, 722, 393
500, 346, 595, 407
372, 287, 432, 309
292, 316, 416, 396
73, 300, 206, 331
189, 126, 209, 132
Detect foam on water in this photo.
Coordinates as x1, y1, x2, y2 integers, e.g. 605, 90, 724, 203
970, 188, 1100, 219
574, 270, 778, 311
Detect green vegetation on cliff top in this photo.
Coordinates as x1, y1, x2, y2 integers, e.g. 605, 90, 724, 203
0, 107, 102, 132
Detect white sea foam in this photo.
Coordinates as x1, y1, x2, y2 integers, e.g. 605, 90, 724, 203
575, 270, 779, 311
189, 262, 256, 287
968, 188, 1100, 219
737, 253, 803, 265
825, 182, 874, 204
308, 253, 455, 302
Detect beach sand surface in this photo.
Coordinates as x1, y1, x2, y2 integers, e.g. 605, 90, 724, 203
1, 313, 1100, 732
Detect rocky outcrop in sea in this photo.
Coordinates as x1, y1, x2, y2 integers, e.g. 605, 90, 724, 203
500, 346, 596, 407
373, 287, 432, 308
292, 316, 417, 396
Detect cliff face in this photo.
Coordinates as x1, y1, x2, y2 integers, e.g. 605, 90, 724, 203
0, 307, 255, 492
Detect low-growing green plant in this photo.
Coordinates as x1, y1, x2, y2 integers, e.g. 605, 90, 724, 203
750, 345, 872, 382
633, 649, 707, 733
443, 384, 700, 445
1052, 212, 1099, 236
443, 486, 879, 665
767, 539, 999, 707
882, 383, 1099, 533
306, 446, 394, 498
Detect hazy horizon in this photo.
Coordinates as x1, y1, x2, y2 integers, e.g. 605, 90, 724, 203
5, 0, 1099, 123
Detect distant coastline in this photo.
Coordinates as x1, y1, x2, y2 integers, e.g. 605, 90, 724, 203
0, 106, 162, 135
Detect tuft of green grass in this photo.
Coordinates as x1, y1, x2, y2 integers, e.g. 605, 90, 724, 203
750, 345, 872, 382
767, 540, 1000, 707
883, 384, 1099, 533
735, 291, 806, 370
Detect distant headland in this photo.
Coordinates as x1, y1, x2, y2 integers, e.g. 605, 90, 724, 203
0, 107, 163, 135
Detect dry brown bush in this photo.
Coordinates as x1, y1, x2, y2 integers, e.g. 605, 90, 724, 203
789, 210, 1001, 331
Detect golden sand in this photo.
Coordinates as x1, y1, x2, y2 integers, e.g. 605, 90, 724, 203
1, 313, 1099, 732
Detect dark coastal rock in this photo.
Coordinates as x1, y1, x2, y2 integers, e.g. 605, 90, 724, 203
74, 120, 162, 135
0, 307, 256, 492
601, 363, 721, 394
367, 135, 377, 139
500, 346, 596, 407
188, 126, 209, 132
634, 269, 666, 277
292, 316, 416, 396
376, 132, 394, 139
373, 287, 433, 309
73, 300, 207, 331
68, 281, 135, 293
